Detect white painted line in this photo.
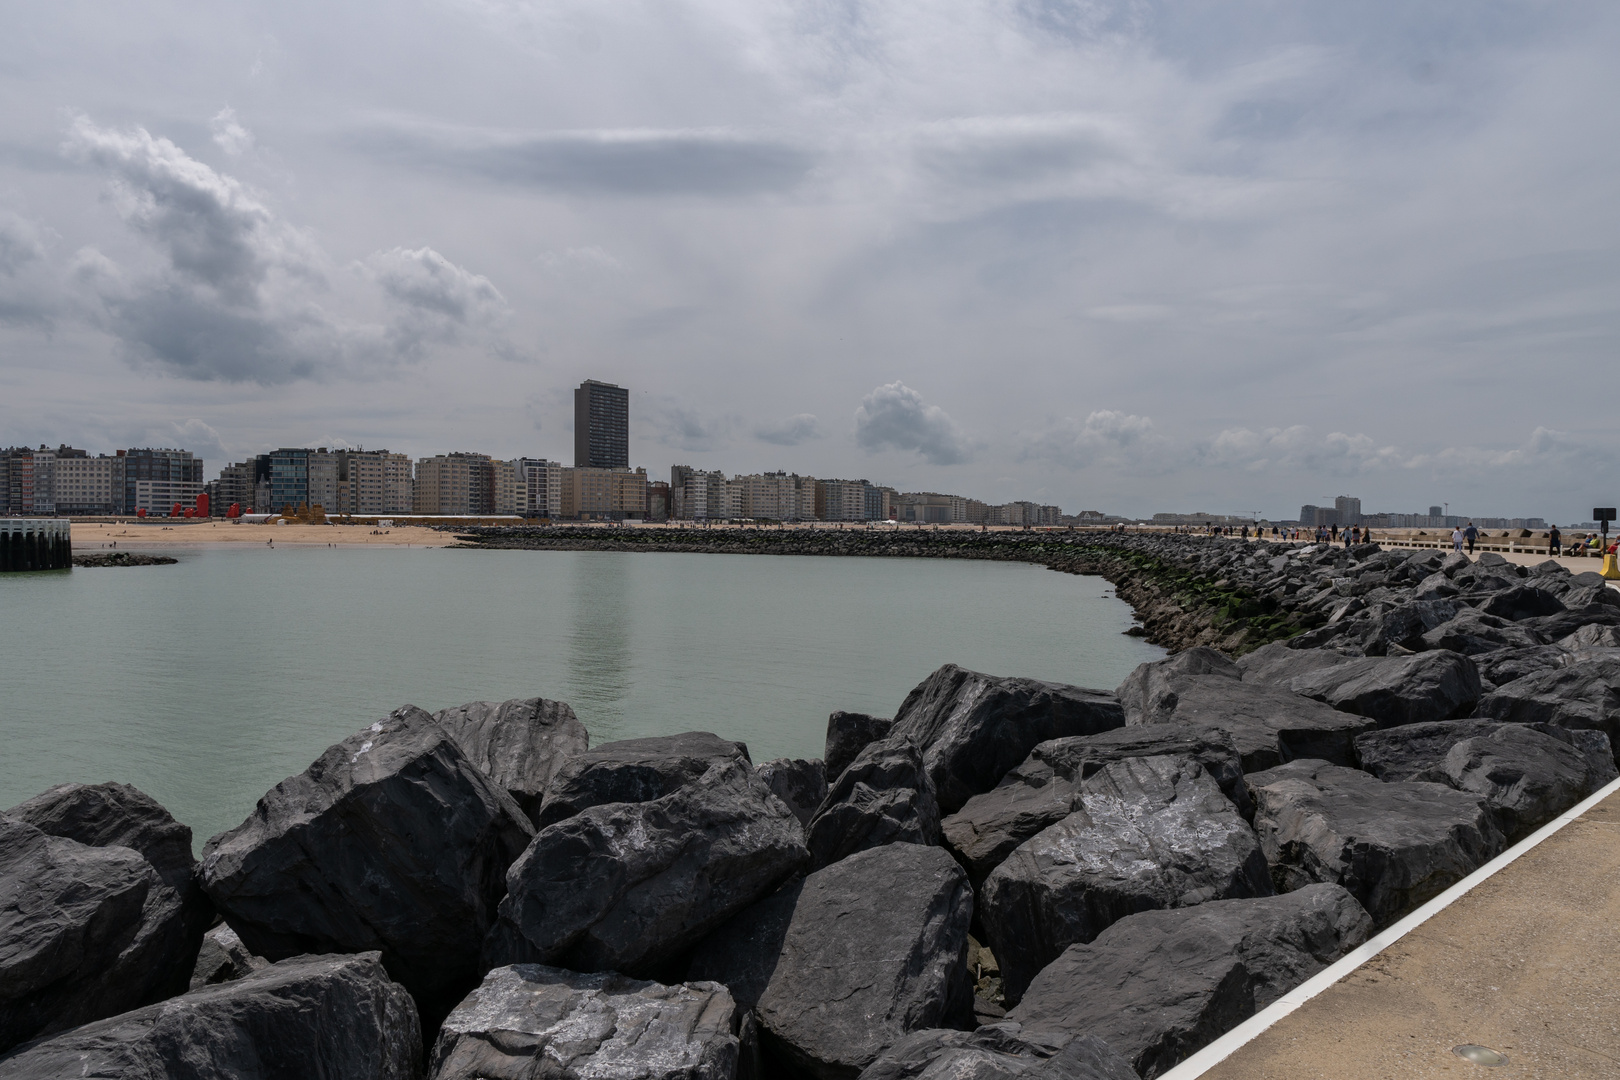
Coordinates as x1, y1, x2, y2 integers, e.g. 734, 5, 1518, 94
1159, 773, 1620, 1080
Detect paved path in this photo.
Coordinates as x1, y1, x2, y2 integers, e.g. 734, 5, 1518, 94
1198, 787, 1620, 1078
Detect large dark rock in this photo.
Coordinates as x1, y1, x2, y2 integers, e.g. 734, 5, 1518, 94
1247, 760, 1504, 925
856, 1025, 1137, 1080
199, 706, 535, 1031
1476, 651, 1620, 762
433, 695, 589, 824
1117, 646, 1242, 718
806, 738, 940, 870
1232, 643, 1355, 689
1119, 662, 1376, 772
688, 843, 973, 1080
1474, 645, 1574, 688
1008, 885, 1372, 1080
1357, 599, 1464, 654
190, 923, 269, 990
1, 819, 172, 1052
428, 964, 739, 1080
1560, 623, 1620, 649
1354, 721, 1616, 841
980, 755, 1271, 1005
941, 726, 1249, 888
889, 665, 1124, 814
492, 758, 807, 977
1420, 610, 1547, 654
536, 731, 752, 828
1244, 651, 1482, 728
1472, 585, 1566, 621
825, 711, 894, 784
757, 757, 828, 827
5, 781, 196, 893
0, 952, 421, 1080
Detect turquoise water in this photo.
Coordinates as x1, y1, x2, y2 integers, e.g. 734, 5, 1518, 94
0, 546, 1160, 846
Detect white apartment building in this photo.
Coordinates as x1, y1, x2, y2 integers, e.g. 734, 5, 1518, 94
339, 451, 414, 515
53, 453, 121, 515
514, 458, 563, 518
131, 477, 204, 515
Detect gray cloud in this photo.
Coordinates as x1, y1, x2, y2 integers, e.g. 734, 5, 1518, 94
855, 382, 975, 465
354, 125, 815, 197
1021, 410, 1178, 474
647, 399, 732, 453
753, 412, 822, 446
363, 246, 508, 355
0, 210, 55, 327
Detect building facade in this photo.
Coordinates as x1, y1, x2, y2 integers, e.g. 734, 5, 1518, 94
415, 453, 496, 514
896, 492, 967, 524
558, 466, 646, 520
53, 449, 124, 515
336, 450, 415, 515
574, 380, 629, 469
123, 448, 203, 516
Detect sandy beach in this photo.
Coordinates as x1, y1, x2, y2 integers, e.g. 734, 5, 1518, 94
70, 520, 453, 548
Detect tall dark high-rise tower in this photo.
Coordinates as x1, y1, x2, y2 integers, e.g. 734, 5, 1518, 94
574, 379, 629, 469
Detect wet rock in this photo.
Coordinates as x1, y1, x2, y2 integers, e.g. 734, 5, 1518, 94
428, 964, 739, 1080
0, 952, 421, 1080
806, 739, 940, 870
433, 696, 589, 824
492, 759, 807, 977
756, 757, 828, 827
980, 755, 1271, 1005
1247, 760, 1504, 925
537, 731, 752, 828
688, 843, 973, 1080
1475, 651, 1620, 764
942, 727, 1250, 888
1244, 651, 1483, 728
889, 665, 1124, 813
1420, 611, 1547, 654
0, 820, 169, 1052
825, 712, 894, 784
1119, 662, 1375, 772
190, 923, 269, 990
199, 706, 535, 1031
856, 1025, 1137, 1080
1008, 885, 1372, 1080
1472, 585, 1565, 621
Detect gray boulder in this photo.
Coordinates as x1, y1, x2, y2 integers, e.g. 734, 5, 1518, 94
1560, 623, 1620, 649
1245, 651, 1483, 728
492, 759, 807, 977
806, 739, 940, 870
856, 1025, 1137, 1080
1232, 643, 1355, 687
1560, 582, 1620, 611
757, 757, 828, 827
980, 755, 1272, 1005
1247, 760, 1504, 926
1475, 650, 1620, 764
1357, 599, 1463, 654
433, 695, 589, 824
0, 952, 420, 1080
942, 726, 1249, 888
1519, 604, 1620, 646
429, 964, 739, 1080
1120, 666, 1375, 772
1474, 645, 1573, 688
1420, 610, 1546, 654
190, 923, 269, 990
889, 665, 1124, 814
1117, 646, 1241, 718
1353, 719, 1514, 781
1473, 585, 1565, 621
537, 731, 752, 828
688, 843, 973, 1080
1008, 885, 1372, 1080
1412, 571, 1459, 600
5, 781, 197, 893
0, 819, 174, 1052
826, 711, 894, 784
199, 706, 535, 1030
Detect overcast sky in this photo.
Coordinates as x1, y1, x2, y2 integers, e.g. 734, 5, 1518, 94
1, 1, 1616, 521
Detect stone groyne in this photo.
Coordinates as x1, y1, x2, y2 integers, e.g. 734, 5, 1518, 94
4, 535, 1619, 1078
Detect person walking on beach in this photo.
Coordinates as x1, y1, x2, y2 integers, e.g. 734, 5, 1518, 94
1549, 525, 1562, 556
1464, 522, 1478, 554
1452, 526, 1464, 553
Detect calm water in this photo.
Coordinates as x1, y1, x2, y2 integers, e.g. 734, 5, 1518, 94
1, 546, 1160, 847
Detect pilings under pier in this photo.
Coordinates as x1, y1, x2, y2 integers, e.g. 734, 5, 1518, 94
0, 518, 72, 572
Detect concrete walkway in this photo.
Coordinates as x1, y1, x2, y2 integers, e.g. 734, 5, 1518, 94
1196, 787, 1620, 1079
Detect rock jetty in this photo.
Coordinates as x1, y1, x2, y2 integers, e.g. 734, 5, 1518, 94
3, 534, 1618, 1079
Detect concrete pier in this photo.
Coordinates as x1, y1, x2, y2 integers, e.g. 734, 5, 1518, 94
1, 518, 72, 571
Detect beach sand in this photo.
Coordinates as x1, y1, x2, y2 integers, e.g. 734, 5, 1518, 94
71, 520, 452, 547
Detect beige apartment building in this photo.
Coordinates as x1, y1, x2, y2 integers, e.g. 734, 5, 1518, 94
339, 450, 414, 514
53, 451, 121, 515
559, 467, 647, 520
414, 452, 495, 514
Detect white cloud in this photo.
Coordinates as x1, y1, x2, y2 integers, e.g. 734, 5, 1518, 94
363, 246, 508, 354
1204, 425, 1406, 475
1021, 409, 1177, 473
855, 382, 975, 465
210, 107, 254, 156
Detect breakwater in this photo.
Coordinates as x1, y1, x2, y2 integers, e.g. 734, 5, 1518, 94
0, 518, 71, 572
5, 533, 1619, 1079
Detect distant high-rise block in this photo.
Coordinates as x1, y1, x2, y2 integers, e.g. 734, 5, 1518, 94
574, 380, 629, 469
1429, 505, 1444, 519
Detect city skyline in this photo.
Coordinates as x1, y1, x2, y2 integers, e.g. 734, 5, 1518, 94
1, 3, 1617, 523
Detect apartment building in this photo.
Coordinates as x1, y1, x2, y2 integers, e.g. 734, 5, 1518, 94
574, 380, 630, 469
53, 449, 123, 514
214, 460, 256, 514
337, 450, 414, 515
0, 446, 56, 515
736, 471, 815, 521
123, 448, 203, 516
814, 478, 874, 522
415, 452, 495, 514
514, 458, 563, 518
307, 450, 341, 513
559, 466, 646, 520
896, 492, 967, 524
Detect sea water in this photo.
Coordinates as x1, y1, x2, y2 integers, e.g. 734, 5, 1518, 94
0, 545, 1161, 845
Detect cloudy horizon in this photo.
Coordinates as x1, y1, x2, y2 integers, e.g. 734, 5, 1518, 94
2, 1, 1616, 522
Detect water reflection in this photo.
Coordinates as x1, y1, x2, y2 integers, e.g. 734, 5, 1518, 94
563, 552, 634, 740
